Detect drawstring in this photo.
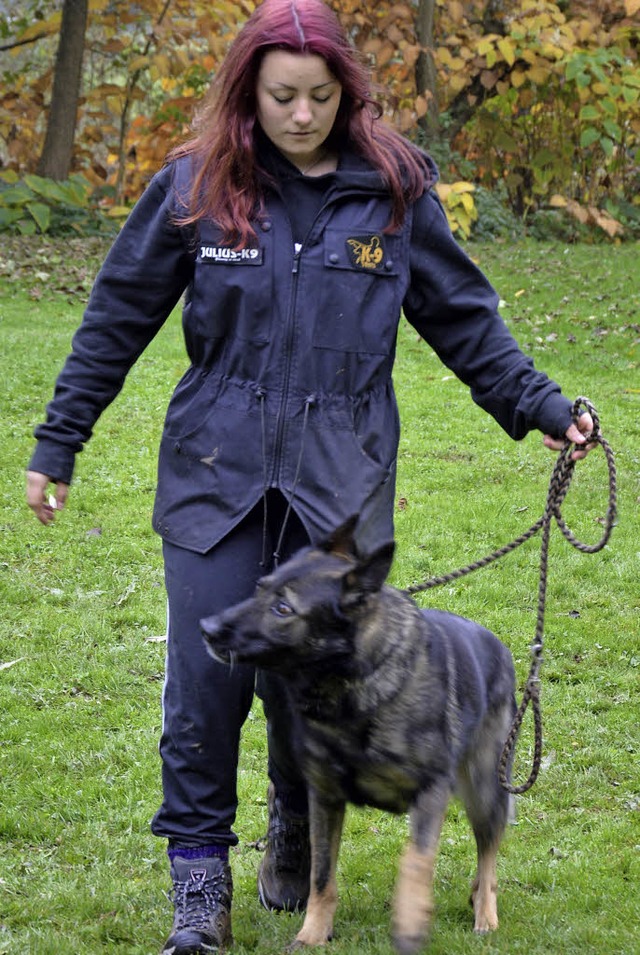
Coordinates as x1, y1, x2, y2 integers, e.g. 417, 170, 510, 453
273, 394, 316, 566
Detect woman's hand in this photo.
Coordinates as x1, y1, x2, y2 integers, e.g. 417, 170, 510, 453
543, 411, 596, 461
26, 470, 69, 525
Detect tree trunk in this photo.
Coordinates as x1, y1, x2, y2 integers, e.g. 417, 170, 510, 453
414, 0, 440, 142
37, 0, 89, 180
443, 0, 509, 143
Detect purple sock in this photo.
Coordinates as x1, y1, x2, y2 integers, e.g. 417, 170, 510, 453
167, 845, 229, 863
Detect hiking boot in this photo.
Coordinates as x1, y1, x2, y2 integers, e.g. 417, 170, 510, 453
161, 855, 233, 954
257, 783, 310, 912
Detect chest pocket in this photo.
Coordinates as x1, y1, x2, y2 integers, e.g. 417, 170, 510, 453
312, 229, 405, 355
191, 228, 273, 343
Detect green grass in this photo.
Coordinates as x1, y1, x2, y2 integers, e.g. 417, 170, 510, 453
0, 238, 638, 954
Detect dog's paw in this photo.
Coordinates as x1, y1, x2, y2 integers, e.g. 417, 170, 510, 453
473, 913, 499, 934
286, 931, 333, 952
470, 881, 499, 933
391, 932, 426, 955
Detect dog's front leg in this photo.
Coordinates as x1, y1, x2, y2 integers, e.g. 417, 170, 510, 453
392, 782, 449, 955
291, 790, 345, 950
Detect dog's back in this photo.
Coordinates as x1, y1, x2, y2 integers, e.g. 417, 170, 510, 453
287, 587, 515, 817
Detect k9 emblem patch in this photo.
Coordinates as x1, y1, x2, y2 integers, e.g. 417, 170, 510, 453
346, 234, 385, 271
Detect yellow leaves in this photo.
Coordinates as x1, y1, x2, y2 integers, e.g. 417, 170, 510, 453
105, 206, 131, 218
13, 15, 60, 45
527, 64, 551, 86
575, 19, 597, 43
449, 74, 469, 94
625, 0, 640, 15
436, 182, 478, 240
477, 36, 499, 58
129, 55, 151, 74
497, 38, 516, 68
436, 47, 465, 70
448, 1, 465, 24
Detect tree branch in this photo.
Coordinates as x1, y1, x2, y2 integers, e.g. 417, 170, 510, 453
0, 32, 49, 52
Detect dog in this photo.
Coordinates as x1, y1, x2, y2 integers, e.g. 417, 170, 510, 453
201, 516, 517, 953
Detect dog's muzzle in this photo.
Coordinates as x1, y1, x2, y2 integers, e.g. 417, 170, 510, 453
200, 617, 236, 665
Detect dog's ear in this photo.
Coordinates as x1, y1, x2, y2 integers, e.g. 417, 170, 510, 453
320, 514, 360, 559
343, 540, 395, 601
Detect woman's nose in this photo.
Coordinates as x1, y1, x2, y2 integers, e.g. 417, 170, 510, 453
292, 98, 312, 125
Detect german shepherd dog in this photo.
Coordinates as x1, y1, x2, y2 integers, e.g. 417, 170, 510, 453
201, 517, 517, 953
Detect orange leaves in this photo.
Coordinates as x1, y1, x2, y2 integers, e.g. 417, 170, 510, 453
2, 0, 637, 238
550, 196, 625, 238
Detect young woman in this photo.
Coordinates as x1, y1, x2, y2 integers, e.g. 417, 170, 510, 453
26, 1, 594, 952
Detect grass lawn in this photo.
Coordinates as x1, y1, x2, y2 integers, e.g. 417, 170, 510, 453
0, 237, 638, 954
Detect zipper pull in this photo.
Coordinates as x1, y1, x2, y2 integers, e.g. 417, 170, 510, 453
292, 242, 302, 274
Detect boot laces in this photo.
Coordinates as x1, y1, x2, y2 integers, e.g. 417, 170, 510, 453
171, 869, 230, 932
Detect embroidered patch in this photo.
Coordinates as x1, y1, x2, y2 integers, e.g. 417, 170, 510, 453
345, 234, 385, 271
198, 245, 263, 265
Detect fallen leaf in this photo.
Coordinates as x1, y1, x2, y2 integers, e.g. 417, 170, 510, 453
0, 658, 25, 671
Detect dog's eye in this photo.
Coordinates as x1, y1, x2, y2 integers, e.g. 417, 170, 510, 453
272, 600, 295, 618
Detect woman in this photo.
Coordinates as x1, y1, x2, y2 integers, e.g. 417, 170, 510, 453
26, 1, 594, 952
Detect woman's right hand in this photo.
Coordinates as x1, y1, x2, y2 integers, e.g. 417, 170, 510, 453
26, 470, 69, 525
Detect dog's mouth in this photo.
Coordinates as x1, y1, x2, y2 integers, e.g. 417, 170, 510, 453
200, 617, 237, 666
206, 644, 237, 666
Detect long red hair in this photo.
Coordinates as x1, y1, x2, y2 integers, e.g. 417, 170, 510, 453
169, 0, 430, 246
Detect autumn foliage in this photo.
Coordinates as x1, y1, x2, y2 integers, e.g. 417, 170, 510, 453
1, 0, 638, 237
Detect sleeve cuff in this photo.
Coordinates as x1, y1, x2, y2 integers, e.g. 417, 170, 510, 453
27, 439, 77, 485
532, 392, 573, 439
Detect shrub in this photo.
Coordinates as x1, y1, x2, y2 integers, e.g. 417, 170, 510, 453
0, 171, 120, 236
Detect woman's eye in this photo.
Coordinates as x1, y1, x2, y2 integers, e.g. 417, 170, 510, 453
272, 600, 295, 617
274, 96, 292, 105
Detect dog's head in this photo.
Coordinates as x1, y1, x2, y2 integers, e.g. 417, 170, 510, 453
201, 516, 395, 674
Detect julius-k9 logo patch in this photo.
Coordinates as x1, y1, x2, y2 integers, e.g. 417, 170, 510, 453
346, 234, 385, 271
199, 245, 264, 265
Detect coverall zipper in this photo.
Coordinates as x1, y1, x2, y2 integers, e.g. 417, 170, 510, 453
270, 240, 302, 487
269, 186, 391, 490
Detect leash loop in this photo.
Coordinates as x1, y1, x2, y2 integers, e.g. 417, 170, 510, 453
404, 397, 617, 794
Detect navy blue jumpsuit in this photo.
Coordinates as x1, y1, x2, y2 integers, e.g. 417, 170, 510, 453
29, 145, 574, 847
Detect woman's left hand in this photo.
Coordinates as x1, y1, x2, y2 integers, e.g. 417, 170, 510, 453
543, 412, 596, 461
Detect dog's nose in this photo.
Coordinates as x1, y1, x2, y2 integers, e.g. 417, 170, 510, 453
200, 615, 219, 639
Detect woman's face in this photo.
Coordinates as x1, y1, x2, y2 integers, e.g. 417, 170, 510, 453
256, 50, 342, 169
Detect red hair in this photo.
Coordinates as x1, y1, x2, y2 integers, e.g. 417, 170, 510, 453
169, 0, 430, 246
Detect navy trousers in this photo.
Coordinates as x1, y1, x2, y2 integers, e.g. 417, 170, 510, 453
151, 493, 310, 847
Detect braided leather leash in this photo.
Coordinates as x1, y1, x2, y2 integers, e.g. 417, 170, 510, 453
403, 397, 617, 794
